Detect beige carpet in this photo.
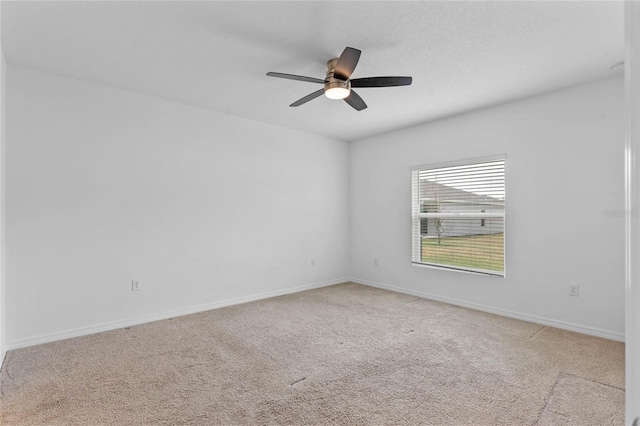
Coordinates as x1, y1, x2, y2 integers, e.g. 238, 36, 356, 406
0, 283, 625, 425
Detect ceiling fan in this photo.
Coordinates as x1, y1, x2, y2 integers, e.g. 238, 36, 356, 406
266, 47, 412, 111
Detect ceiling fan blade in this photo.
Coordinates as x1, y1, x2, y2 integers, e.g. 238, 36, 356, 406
266, 72, 325, 84
350, 76, 413, 88
344, 90, 367, 111
290, 89, 325, 107
334, 47, 361, 80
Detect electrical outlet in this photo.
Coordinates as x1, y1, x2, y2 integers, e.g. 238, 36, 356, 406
310, 259, 316, 267
374, 258, 379, 266
132, 280, 141, 292
568, 284, 579, 297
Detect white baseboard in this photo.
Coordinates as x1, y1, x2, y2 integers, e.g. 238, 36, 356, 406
7, 278, 348, 351
351, 277, 625, 342
7, 276, 623, 351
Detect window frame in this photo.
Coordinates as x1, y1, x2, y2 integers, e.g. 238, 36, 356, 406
410, 155, 506, 277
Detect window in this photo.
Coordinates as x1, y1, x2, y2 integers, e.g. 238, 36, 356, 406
411, 157, 505, 276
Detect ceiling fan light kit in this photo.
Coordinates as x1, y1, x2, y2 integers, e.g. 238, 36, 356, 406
267, 47, 412, 111
325, 59, 351, 100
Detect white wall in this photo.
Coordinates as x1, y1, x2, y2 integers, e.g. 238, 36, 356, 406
350, 77, 626, 340
625, 2, 640, 422
5, 66, 350, 348
4, 65, 626, 348
0, 49, 6, 364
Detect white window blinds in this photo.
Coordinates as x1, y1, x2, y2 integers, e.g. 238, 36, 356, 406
411, 157, 505, 276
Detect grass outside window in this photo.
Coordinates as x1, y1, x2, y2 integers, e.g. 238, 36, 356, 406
421, 233, 504, 272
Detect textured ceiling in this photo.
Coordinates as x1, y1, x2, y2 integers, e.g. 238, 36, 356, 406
1, 1, 624, 142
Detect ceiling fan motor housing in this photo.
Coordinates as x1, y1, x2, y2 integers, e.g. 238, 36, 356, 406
325, 58, 351, 94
